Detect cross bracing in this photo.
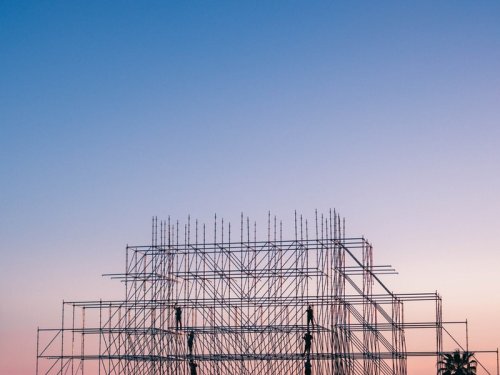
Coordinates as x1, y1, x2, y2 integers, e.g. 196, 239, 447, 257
37, 212, 493, 375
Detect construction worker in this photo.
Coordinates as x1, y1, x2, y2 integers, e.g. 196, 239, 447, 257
303, 331, 313, 356
189, 359, 198, 375
175, 305, 182, 330
306, 305, 314, 328
187, 330, 195, 354
305, 358, 312, 375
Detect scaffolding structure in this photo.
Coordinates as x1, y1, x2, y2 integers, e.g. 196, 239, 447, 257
36, 212, 495, 375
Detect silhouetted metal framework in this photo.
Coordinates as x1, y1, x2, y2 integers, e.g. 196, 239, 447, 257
36, 212, 497, 375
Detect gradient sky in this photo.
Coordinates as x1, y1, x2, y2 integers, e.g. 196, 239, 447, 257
1, 1, 499, 374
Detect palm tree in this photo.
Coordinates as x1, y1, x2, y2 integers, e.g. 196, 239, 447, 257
438, 350, 477, 375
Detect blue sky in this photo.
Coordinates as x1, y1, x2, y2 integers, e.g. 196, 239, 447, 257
1, 1, 499, 373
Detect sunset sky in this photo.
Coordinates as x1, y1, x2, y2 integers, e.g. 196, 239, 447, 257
1, 1, 499, 374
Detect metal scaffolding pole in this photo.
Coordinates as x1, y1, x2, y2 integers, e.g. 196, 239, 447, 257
36, 211, 496, 375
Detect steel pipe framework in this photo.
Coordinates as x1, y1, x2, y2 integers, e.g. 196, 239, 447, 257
36, 212, 493, 375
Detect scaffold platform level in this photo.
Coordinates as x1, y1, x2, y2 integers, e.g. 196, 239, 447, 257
36, 212, 487, 375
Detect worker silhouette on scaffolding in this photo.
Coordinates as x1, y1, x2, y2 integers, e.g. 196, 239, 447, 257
305, 358, 312, 375
175, 305, 182, 330
187, 330, 195, 355
306, 305, 314, 328
189, 359, 198, 375
303, 330, 313, 356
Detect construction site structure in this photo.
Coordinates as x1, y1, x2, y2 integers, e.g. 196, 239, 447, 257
36, 211, 499, 374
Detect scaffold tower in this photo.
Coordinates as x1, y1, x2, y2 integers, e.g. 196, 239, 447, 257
37, 211, 497, 375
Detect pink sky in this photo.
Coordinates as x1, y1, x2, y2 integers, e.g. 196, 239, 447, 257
1, 1, 499, 374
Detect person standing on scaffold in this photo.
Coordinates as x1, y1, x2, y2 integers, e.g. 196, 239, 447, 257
306, 305, 314, 328
305, 358, 312, 375
303, 330, 313, 356
175, 304, 182, 330
187, 330, 195, 355
189, 359, 198, 375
